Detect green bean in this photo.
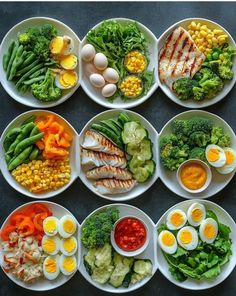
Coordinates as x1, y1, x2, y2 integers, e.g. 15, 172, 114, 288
19, 52, 36, 69
16, 58, 40, 76
5, 154, 11, 165
30, 125, 39, 136
29, 147, 39, 161
29, 67, 47, 79
3, 54, 9, 71
3, 127, 21, 151
23, 75, 45, 85
14, 132, 44, 156
16, 62, 44, 89
8, 146, 32, 171
9, 45, 24, 80
6, 42, 18, 80
21, 115, 37, 126
3, 40, 15, 71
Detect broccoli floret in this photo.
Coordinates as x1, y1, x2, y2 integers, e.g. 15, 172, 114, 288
211, 126, 224, 144
192, 86, 206, 101
218, 134, 231, 148
218, 64, 234, 80
18, 32, 31, 45
170, 144, 189, 158
189, 117, 213, 134
171, 119, 190, 141
31, 69, 62, 102
189, 131, 210, 148
198, 68, 215, 83
33, 35, 50, 60
172, 78, 198, 101
193, 71, 203, 82
41, 24, 57, 39
221, 43, 236, 58
189, 147, 206, 161
200, 75, 224, 99
81, 207, 119, 249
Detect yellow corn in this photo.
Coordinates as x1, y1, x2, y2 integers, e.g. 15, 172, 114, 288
119, 76, 143, 98
125, 50, 146, 74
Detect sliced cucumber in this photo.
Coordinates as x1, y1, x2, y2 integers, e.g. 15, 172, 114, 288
108, 118, 123, 130
126, 138, 152, 160
129, 156, 155, 183
133, 259, 153, 276
122, 121, 147, 145
100, 120, 121, 136
118, 112, 131, 126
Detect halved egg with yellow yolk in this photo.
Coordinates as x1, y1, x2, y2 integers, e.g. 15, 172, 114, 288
166, 209, 187, 230
187, 203, 206, 227
58, 215, 77, 238
50, 35, 74, 56
177, 226, 198, 250
158, 230, 177, 254
59, 255, 77, 275
217, 147, 236, 174
42, 235, 60, 255
199, 218, 218, 244
43, 255, 60, 280
60, 236, 77, 256
55, 71, 78, 89
60, 54, 78, 70
205, 144, 226, 167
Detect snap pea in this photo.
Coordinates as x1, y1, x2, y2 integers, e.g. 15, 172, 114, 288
30, 125, 39, 136
29, 147, 39, 160
16, 62, 44, 89
9, 45, 24, 80
14, 132, 44, 156
29, 67, 47, 79
21, 115, 37, 126
8, 146, 33, 171
23, 75, 45, 85
3, 40, 15, 71
16, 58, 40, 77
18, 52, 36, 70
6, 42, 18, 80
3, 127, 21, 151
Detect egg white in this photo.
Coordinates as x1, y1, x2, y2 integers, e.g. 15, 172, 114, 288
166, 209, 187, 230
177, 226, 198, 250
94, 53, 108, 70
158, 230, 177, 254
42, 235, 60, 255
43, 255, 60, 280
43, 216, 59, 236
89, 73, 105, 88
59, 255, 77, 276
187, 203, 206, 227
205, 144, 226, 168
81, 44, 96, 62
217, 148, 236, 174
199, 218, 218, 244
60, 236, 77, 256
58, 215, 77, 238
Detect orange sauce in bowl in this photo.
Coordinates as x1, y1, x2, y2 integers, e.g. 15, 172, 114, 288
180, 163, 207, 190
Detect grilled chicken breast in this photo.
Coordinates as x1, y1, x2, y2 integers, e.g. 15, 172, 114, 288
86, 165, 132, 180
94, 179, 136, 195
82, 130, 124, 157
81, 148, 127, 171
159, 26, 205, 88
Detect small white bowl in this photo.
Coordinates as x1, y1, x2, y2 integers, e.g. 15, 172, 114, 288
157, 17, 236, 108
177, 159, 212, 194
111, 215, 150, 257
0, 17, 81, 108
81, 18, 158, 109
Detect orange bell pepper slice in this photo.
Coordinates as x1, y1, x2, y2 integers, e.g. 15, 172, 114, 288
0, 225, 16, 241
18, 217, 35, 237
63, 132, 72, 142
49, 121, 64, 135
33, 212, 48, 232
35, 139, 45, 150
35, 115, 54, 131
44, 134, 68, 158
10, 214, 28, 226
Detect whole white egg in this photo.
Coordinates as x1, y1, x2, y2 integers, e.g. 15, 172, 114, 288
166, 209, 187, 230
43, 255, 60, 280
187, 203, 206, 227
103, 68, 119, 83
177, 226, 198, 250
90, 73, 105, 88
205, 144, 226, 167
81, 44, 96, 62
216, 147, 236, 174
199, 218, 218, 244
158, 230, 177, 254
102, 84, 117, 97
94, 53, 108, 70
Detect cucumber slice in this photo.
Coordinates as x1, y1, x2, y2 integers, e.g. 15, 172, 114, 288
107, 119, 123, 131
126, 138, 152, 160
133, 259, 153, 276
118, 112, 131, 126
129, 156, 155, 182
122, 121, 147, 145
100, 120, 121, 136
91, 123, 123, 149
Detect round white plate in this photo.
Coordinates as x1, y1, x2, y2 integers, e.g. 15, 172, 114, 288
81, 18, 158, 109
156, 199, 236, 290
0, 110, 80, 199
79, 203, 157, 293
0, 17, 81, 108
79, 109, 159, 201
157, 17, 236, 108
0, 201, 81, 291
158, 110, 236, 199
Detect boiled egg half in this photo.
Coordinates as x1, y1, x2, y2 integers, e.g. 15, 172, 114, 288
55, 70, 78, 89
42, 235, 60, 255
166, 209, 187, 230
217, 147, 236, 174
158, 230, 177, 254
43, 255, 60, 280
187, 203, 206, 227
177, 226, 198, 250
205, 144, 226, 167
199, 218, 218, 244
43, 216, 59, 236
58, 215, 77, 238
59, 255, 77, 275
60, 236, 77, 256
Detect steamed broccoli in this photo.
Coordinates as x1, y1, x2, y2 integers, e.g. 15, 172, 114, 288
211, 126, 224, 144
218, 63, 234, 80
172, 78, 198, 101
189, 147, 206, 161
189, 117, 213, 134
218, 134, 231, 148
189, 131, 210, 148
192, 86, 206, 101
41, 24, 57, 39
81, 207, 119, 249
31, 69, 62, 101
171, 119, 190, 141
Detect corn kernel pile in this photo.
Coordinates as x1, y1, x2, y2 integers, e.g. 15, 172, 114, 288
188, 21, 228, 55
11, 157, 71, 193
120, 76, 143, 98
125, 51, 146, 73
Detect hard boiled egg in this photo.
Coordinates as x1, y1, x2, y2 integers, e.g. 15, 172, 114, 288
43, 216, 59, 236
55, 71, 78, 89
43, 255, 60, 280
84, 63, 99, 77
103, 68, 119, 83
166, 209, 187, 230
177, 226, 198, 250
60, 236, 77, 256
199, 218, 218, 244
158, 230, 177, 254
59, 255, 77, 275
102, 84, 117, 97
58, 215, 77, 238
42, 235, 60, 255
61, 36, 74, 55
187, 203, 206, 227
89, 73, 105, 88
60, 54, 78, 70
205, 144, 226, 167
217, 147, 236, 174
94, 53, 108, 70
50, 36, 64, 55
81, 44, 96, 62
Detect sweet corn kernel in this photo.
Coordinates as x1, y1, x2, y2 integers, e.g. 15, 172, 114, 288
119, 76, 143, 98
124, 51, 147, 74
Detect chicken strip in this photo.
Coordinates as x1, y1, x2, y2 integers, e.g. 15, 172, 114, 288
86, 165, 132, 180
94, 179, 136, 195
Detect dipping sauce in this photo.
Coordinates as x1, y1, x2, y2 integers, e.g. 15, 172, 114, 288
114, 217, 147, 252
180, 162, 207, 190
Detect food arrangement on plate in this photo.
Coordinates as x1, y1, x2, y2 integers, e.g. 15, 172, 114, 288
0, 203, 78, 284
2, 113, 72, 194
81, 206, 153, 289
81, 19, 155, 103
2, 22, 78, 103
80, 111, 156, 195
158, 19, 236, 104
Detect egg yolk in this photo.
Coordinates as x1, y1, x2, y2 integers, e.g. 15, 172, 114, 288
204, 224, 216, 239
63, 237, 76, 252
63, 257, 76, 273
179, 230, 192, 244
43, 238, 56, 253
191, 208, 203, 222
50, 37, 64, 55
225, 150, 234, 165
207, 148, 220, 162
59, 72, 77, 87
170, 212, 184, 227
44, 219, 57, 234
162, 232, 175, 246
60, 54, 77, 70
63, 219, 76, 234
45, 258, 57, 273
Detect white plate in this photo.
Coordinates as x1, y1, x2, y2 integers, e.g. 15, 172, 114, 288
158, 110, 236, 199
79, 109, 159, 201
79, 203, 158, 293
156, 199, 236, 290
0, 110, 80, 199
0, 201, 81, 291
157, 17, 236, 108
0, 17, 81, 108
81, 18, 158, 109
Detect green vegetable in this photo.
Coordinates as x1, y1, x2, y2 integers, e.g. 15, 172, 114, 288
171, 119, 190, 141
3, 127, 21, 151
23, 75, 45, 85
19, 52, 36, 69
8, 146, 33, 171
189, 147, 206, 161
16, 58, 40, 76
129, 156, 155, 182
3, 40, 15, 71
126, 138, 152, 160
29, 67, 47, 79
188, 131, 210, 148
29, 147, 39, 160
121, 121, 147, 145
172, 78, 198, 101
8, 45, 24, 80
188, 117, 213, 134
14, 132, 44, 156
6, 42, 18, 80
118, 112, 131, 126
21, 115, 36, 126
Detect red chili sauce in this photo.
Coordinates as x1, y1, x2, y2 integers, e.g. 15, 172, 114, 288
114, 217, 147, 251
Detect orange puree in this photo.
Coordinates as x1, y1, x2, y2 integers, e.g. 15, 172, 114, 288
180, 163, 207, 190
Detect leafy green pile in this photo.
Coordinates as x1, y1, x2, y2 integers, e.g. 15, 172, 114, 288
160, 117, 230, 171
81, 207, 119, 249
173, 43, 236, 101
158, 210, 232, 282
87, 20, 154, 101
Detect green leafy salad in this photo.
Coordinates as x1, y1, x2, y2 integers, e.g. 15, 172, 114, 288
157, 202, 232, 282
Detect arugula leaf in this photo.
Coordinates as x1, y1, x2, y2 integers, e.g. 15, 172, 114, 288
202, 265, 221, 279
157, 223, 167, 234
169, 266, 187, 282
172, 247, 188, 258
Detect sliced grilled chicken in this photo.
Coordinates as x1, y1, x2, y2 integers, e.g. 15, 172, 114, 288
159, 26, 205, 88
94, 179, 137, 195
82, 130, 124, 157
86, 165, 132, 180
81, 148, 127, 171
